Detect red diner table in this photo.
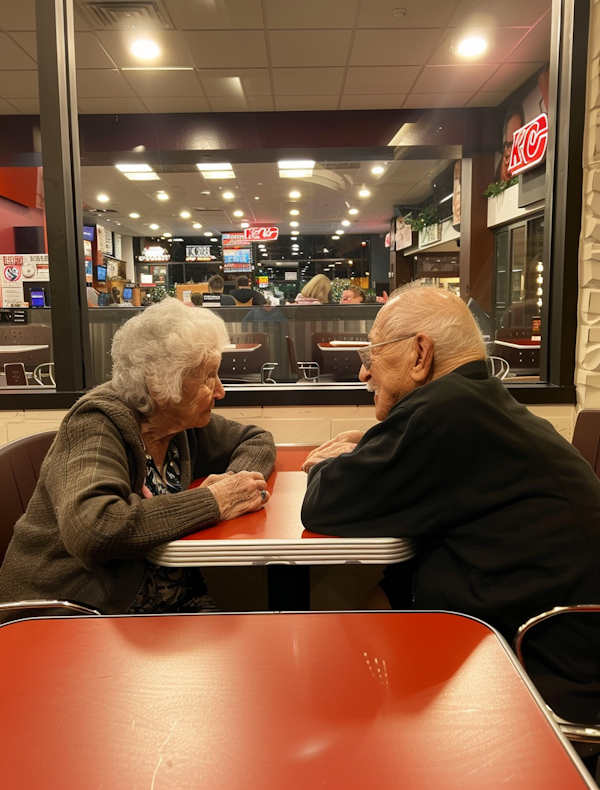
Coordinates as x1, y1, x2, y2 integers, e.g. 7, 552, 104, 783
0, 611, 594, 790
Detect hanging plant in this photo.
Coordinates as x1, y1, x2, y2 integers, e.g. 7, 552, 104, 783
404, 205, 438, 233
484, 176, 518, 198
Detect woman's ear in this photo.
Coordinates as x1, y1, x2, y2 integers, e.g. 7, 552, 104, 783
409, 334, 434, 385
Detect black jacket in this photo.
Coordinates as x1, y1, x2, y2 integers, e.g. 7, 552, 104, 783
229, 288, 266, 305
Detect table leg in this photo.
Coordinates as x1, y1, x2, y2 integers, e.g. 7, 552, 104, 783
267, 565, 311, 610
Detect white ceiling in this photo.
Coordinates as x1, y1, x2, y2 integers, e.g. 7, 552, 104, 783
0, 0, 551, 115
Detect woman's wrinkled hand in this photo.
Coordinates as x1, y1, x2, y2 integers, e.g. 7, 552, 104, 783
207, 471, 270, 521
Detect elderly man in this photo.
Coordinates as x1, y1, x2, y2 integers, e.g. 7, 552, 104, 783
301, 285, 600, 724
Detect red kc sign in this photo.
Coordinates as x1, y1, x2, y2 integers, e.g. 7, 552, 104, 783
243, 226, 279, 241
508, 113, 549, 176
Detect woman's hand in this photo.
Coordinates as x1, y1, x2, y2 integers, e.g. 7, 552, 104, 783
206, 471, 270, 521
302, 431, 363, 473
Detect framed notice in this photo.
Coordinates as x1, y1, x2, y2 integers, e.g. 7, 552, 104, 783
395, 216, 412, 251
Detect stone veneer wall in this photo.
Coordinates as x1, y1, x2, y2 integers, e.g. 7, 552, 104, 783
578, 0, 600, 406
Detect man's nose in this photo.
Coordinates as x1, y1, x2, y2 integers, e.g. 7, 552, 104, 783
358, 365, 370, 382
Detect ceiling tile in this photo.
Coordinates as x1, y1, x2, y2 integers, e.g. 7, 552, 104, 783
340, 94, 407, 109
198, 68, 271, 96
0, 98, 30, 114
162, 0, 264, 29
143, 97, 212, 113
411, 64, 497, 93
506, 25, 551, 63
123, 70, 204, 98
428, 27, 530, 66
209, 96, 250, 112
273, 68, 344, 96
95, 30, 195, 68
448, 0, 552, 28
0, 33, 37, 69
247, 96, 275, 111
403, 92, 474, 108
269, 30, 352, 67
0, 70, 38, 98
74, 8, 91, 31
74, 33, 116, 69
0, 1, 35, 30
357, 0, 461, 29
275, 95, 339, 110
467, 90, 513, 107
76, 70, 137, 98
482, 61, 545, 92
183, 31, 268, 68
77, 98, 148, 114
7, 32, 37, 61
201, 75, 245, 97
350, 29, 443, 66
344, 66, 420, 94
265, 0, 359, 29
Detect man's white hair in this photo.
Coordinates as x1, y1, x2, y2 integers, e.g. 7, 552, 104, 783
110, 297, 229, 414
377, 283, 486, 362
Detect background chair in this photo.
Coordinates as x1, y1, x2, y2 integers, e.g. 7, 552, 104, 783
572, 409, 600, 478
0, 324, 52, 370
487, 356, 510, 379
219, 332, 269, 383
310, 332, 368, 381
33, 362, 55, 386
0, 430, 57, 565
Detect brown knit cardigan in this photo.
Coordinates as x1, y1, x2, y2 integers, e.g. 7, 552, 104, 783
0, 382, 275, 619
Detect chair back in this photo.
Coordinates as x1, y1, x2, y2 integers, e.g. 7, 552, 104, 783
310, 332, 368, 381
0, 324, 52, 369
487, 356, 510, 379
0, 430, 56, 564
286, 336, 298, 377
219, 333, 269, 382
572, 410, 600, 478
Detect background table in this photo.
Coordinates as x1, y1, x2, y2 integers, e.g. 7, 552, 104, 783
0, 611, 593, 790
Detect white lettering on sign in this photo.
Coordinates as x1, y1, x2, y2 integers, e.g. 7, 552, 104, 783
244, 227, 279, 241
508, 113, 549, 176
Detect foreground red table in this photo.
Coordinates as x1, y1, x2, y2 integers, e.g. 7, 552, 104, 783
0, 611, 593, 790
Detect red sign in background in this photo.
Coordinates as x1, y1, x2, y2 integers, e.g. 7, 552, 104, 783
508, 113, 549, 176
244, 227, 279, 241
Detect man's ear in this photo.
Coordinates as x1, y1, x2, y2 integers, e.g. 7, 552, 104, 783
409, 334, 434, 385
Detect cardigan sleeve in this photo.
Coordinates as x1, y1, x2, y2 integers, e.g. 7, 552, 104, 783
46, 411, 222, 569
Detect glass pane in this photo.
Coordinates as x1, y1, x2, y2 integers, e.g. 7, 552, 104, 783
0, 7, 54, 393
494, 230, 509, 332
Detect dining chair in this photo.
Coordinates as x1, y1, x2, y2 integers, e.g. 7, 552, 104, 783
219, 332, 269, 382
487, 356, 510, 379
0, 430, 57, 565
310, 332, 368, 381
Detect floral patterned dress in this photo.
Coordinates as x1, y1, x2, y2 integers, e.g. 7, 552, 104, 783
127, 442, 218, 614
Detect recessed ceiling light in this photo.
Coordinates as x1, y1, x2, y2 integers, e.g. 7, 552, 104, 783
335, 230, 345, 235
290, 221, 299, 227
341, 220, 351, 227
129, 212, 140, 218
222, 191, 235, 200
124, 172, 160, 181
233, 210, 244, 217
349, 208, 359, 215
289, 190, 301, 199
262, 253, 268, 257
456, 36, 487, 57
371, 166, 384, 175
291, 231, 299, 236
332, 235, 340, 239
97, 194, 109, 203
359, 188, 371, 197
290, 209, 300, 216
204, 231, 212, 236
201, 190, 211, 195
211, 237, 218, 242
292, 251, 298, 255
163, 232, 172, 237
192, 223, 202, 229
241, 222, 250, 228
149, 223, 159, 230
254, 196, 260, 200
180, 211, 191, 219
131, 39, 160, 60
157, 193, 169, 201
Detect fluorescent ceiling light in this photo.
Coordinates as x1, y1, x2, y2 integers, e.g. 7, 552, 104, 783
123, 172, 160, 181
439, 193, 453, 204
116, 163, 153, 172
456, 36, 487, 57
198, 163, 233, 171
201, 171, 236, 179
278, 160, 315, 179
122, 67, 194, 71
131, 39, 160, 60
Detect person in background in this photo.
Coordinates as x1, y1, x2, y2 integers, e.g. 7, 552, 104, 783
340, 286, 366, 304
301, 284, 600, 725
229, 275, 267, 306
190, 292, 204, 306
0, 298, 275, 622
208, 274, 236, 305
294, 273, 332, 305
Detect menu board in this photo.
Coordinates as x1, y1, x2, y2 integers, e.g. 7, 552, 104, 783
113, 233, 122, 260
222, 232, 247, 248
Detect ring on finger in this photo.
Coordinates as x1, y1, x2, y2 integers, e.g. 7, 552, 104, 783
260, 489, 267, 501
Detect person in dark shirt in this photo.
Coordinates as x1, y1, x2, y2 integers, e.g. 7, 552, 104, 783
301, 284, 600, 725
208, 275, 236, 305
230, 275, 267, 305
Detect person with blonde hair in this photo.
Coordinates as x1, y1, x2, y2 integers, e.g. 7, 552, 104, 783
0, 298, 275, 621
301, 284, 600, 725
295, 273, 332, 304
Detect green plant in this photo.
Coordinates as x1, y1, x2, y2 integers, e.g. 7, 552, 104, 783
404, 205, 438, 233
148, 285, 176, 302
484, 176, 518, 198
331, 278, 352, 303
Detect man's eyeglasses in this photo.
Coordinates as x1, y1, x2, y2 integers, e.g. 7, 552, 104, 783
357, 334, 417, 370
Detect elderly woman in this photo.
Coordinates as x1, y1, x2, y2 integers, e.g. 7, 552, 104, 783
294, 273, 332, 304
0, 298, 275, 620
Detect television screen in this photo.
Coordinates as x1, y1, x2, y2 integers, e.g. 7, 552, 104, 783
122, 287, 133, 300
83, 225, 95, 241
223, 248, 252, 264
431, 162, 456, 221
30, 289, 46, 308
96, 265, 107, 282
